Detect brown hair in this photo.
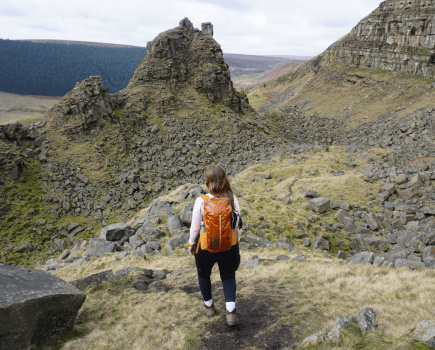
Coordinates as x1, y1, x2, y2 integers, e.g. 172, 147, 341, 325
204, 165, 235, 210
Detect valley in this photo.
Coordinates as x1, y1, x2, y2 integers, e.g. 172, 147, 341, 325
2, 2, 435, 348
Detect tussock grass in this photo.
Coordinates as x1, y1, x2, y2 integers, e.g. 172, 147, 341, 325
247, 62, 435, 129
48, 251, 435, 350
43, 144, 435, 349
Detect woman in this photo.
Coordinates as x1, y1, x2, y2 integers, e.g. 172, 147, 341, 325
189, 165, 241, 326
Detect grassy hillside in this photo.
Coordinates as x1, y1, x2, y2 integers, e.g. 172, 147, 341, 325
39, 150, 435, 350
247, 62, 435, 118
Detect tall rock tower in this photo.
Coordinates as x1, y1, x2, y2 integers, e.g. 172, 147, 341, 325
325, 0, 435, 78
123, 18, 250, 114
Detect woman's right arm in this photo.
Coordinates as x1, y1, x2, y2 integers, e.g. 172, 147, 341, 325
189, 197, 203, 246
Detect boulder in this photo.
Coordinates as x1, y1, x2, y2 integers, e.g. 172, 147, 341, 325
312, 237, 329, 251
355, 307, 377, 336
100, 223, 134, 241
336, 250, 347, 260
366, 212, 381, 231
394, 258, 425, 269
347, 251, 374, 265
0, 264, 86, 350
164, 232, 189, 255
301, 334, 325, 346
245, 233, 273, 247
167, 215, 182, 236
410, 319, 435, 347
328, 315, 351, 343
70, 270, 114, 292
180, 203, 193, 226
85, 241, 117, 257
148, 201, 176, 216
334, 209, 348, 224
309, 197, 330, 213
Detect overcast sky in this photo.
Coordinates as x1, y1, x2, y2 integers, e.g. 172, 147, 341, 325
0, 0, 381, 56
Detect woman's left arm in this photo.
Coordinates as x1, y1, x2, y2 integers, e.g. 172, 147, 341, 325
234, 195, 242, 240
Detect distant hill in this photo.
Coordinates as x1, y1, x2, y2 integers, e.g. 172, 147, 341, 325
224, 53, 311, 78
0, 38, 311, 97
18, 39, 143, 48
0, 39, 147, 96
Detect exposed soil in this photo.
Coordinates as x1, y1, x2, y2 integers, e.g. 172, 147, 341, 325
170, 276, 295, 350
200, 297, 295, 350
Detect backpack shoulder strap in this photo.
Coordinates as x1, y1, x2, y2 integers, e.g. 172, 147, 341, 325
200, 195, 209, 201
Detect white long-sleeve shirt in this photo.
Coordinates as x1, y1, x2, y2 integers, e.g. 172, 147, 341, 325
189, 193, 241, 246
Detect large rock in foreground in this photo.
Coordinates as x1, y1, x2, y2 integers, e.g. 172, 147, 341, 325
0, 264, 86, 350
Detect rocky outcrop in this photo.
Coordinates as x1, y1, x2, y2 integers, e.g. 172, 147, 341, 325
325, 0, 435, 78
46, 76, 118, 135
0, 264, 86, 350
124, 17, 251, 114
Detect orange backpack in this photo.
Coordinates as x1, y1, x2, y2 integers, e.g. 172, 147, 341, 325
197, 194, 238, 253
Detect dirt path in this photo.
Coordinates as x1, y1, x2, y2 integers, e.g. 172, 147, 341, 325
166, 278, 296, 350
200, 296, 295, 350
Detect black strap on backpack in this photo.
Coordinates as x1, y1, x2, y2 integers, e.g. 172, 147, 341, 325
231, 211, 243, 230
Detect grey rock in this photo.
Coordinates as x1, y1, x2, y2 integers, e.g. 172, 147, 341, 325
273, 255, 290, 261
294, 232, 308, 239
424, 256, 435, 269
309, 197, 330, 213
312, 237, 329, 251
334, 209, 348, 224
395, 258, 425, 269
56, 249, 71, 262
355, 307, 377, 336
328, 315, 351, 343
148, 200, 176, 216
410, 319, 435, 347
336, 250, 347, 260
0, 264, 86, 350
164, 232, 189, 255
85, 241, 117, 257
100, 223, 134, 241
293, 255, 306, 262
305, 189, 318, 198
381, 183, 396, 195
303, 238, 311, 247
70, 270, 114, 292
423, 246, 435, 260
245, 233, 272, 247
347, 251, 375, 265
373, 256, 385, 266
180, 203, 193, 226
366, 212, 382, 231
116, 251, 129, 259
141, 228, 164, 240
52, 238, 67, 252
113, 266, 141, 279
167, 215, 182, 236
381, 260, 394, 268
301, 334, 325, 346
146, 241, 161, 251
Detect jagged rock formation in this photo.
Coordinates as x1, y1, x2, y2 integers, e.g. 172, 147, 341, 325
325, 0, 435, 78
123, 17, 250, 114
46, 76, 120, 134
0, 264, 86, 350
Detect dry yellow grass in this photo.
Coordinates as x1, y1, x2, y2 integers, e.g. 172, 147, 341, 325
0, 91, 60, 125
247, 62, 435, 131
42, 144, 434, 349
48, 252, 435, 350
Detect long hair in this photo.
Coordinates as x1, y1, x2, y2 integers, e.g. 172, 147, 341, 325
204, 165, 235, 210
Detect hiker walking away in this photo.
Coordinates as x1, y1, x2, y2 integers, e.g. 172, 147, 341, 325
189, 165, 243, 326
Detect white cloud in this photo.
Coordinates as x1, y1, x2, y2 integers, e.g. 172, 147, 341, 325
0, 0, 381, 55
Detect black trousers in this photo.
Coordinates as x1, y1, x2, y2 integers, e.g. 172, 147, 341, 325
194, 242, 241, 281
